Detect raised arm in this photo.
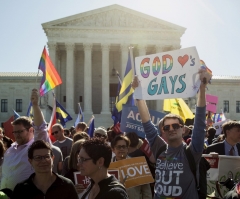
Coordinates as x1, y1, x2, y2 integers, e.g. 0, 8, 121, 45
191, 69, 212, 153
31, 89, 51, 143
31, 89, 44, 126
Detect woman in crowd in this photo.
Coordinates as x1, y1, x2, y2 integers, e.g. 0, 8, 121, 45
111, 135, 152, 199
78, 138, 128, 199
64, 139, 85, 197
12, 140, 78, 199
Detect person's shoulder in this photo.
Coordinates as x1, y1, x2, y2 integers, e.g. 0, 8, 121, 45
51, 145, 61, 152
206, 141, 224, 153
108, 186, 128, 198
66, 137, 73, 142
56, 173, 74, 185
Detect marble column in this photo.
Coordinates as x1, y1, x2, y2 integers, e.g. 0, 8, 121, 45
155, 45, 164, 111
137, 44, 147, 56
65, 43, 75, 114
101, 44, 111, 114
83, 43, 93, 114
120, 44, 129, 79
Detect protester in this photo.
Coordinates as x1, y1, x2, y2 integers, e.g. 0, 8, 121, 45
93, 127, 108, 141
64, 128, 72, 138
205, 121, 240, 155
75, 122, 87, 133
2, 136, 13, 149
0, 88, 51, 191
73, 132, 90, 143
64, 140, 85, 197
78, 138, 128, 199
51, 145, 63, 174
131, 69, 211, 198
52, 123, 73, 160
12, 140, 78, 199
0, 128, 3, 141
205, 127, 216, 146
111, 135, 152, 199
0, 140, 5, 185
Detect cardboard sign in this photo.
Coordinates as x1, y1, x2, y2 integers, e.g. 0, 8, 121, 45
134, 47, 201, 100
121, 105, 165, 138
203, 155, 219, 181
74, 172, 91, 188
109, 156, 154, 188
206, 94, 218, 113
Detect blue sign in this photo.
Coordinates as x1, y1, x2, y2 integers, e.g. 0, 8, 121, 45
120, 105, 166, 138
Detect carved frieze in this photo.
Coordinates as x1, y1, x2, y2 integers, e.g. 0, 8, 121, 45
53, 10, 173, 30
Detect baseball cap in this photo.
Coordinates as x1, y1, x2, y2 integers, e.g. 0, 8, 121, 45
94, 127, 107, 137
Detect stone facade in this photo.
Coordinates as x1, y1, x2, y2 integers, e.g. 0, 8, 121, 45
1, 5, 240, 128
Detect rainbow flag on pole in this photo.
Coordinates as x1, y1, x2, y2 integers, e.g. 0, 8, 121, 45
38, 47, 62, 96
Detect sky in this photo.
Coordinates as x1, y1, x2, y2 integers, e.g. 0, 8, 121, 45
0, 0, 240, 76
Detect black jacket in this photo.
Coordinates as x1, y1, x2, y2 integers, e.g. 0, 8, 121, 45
12, 172, 78, 199
205, 141, 240, 155
81, 175, 128, 199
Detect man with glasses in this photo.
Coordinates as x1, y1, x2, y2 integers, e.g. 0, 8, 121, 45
132, 69, 211, 199
1, 89, 51, 191
52, 124, 73, 160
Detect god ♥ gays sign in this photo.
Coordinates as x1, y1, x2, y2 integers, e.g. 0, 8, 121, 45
134, 47, 201, 100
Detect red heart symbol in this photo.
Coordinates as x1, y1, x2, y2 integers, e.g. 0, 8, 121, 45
178, 55, 189, 67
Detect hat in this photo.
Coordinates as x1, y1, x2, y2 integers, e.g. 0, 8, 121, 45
94, 127, 107, 137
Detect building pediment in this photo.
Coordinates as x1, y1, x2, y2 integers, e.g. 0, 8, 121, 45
42, 4, 185, 32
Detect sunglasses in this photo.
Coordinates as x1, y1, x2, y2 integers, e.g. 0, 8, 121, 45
51, 131, 59, 136
163, 123, 183, 131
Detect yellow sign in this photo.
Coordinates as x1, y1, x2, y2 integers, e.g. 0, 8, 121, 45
109, 156, 154, 188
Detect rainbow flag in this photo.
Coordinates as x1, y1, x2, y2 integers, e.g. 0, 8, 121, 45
200, 60, 212, 75
38, 47, 62, 96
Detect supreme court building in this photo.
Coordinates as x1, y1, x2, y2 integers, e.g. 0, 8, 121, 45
0, 5, 240, 127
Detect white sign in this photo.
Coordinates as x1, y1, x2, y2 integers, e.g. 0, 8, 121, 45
134, 47, 201, 100
212, 119, 230, 135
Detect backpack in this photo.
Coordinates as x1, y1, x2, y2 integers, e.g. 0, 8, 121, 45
157, 145, 210, 199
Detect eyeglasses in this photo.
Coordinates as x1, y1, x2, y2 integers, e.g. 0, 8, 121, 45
51, 131, 59, 136
115, 145, 127, 150
163, 123, 183, 131
32, 154, 52, 162
95, 133, 106, 138
77, 157, 92, 164
12, 129, 28, 134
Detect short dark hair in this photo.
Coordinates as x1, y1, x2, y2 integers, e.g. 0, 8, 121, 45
73, 132, 90, 143
111, 135, 130, 149
207, 127, 216, 138
76, 122, 87, 132
125, 132, 139, 147
28, 140, 53, 159
162, 114, 184, 126
2, 136, 13, 148
82, 138, 112, 168
64, 129, 71, 135
222, 121, 240, 138
11, 116, 32, 129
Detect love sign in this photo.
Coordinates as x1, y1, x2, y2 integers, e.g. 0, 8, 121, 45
134, 47, 201, 100
109, 156, 154, 188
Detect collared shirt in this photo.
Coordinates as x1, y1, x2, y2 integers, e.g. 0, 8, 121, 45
224, 140, 239, 156
1, 122, 51, 190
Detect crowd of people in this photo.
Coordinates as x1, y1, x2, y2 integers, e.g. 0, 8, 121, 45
0, 69, 239, 199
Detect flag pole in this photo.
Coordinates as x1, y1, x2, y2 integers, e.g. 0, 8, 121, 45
129, 46, 135, 79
